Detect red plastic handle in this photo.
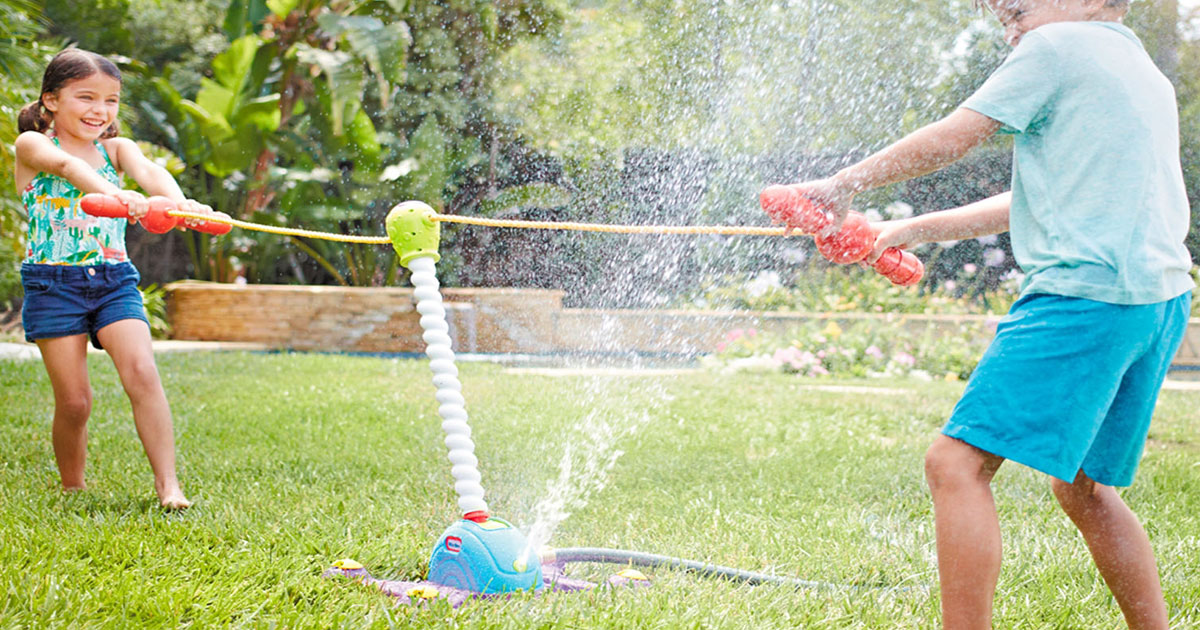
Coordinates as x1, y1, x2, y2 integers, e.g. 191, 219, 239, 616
79, 193, 230, 235
759, 184, 924, 286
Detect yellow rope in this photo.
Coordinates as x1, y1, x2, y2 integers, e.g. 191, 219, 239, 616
166, 210, 800, 244
169, 211, 391, 244
429, 213, 796, 236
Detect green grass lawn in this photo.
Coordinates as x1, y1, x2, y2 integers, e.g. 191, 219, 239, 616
1, 352, 1197, 629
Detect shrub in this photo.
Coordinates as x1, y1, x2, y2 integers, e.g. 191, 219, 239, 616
685, 263, 1021, 317
704, 317, 994, 381
141, 284, 171, 339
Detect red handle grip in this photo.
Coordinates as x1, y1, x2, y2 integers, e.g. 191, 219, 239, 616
870, 247, 924, 286
79, 193, 230, 235
759, 184, 924, 286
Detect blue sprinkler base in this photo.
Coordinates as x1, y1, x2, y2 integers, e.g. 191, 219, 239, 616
427, 515, 543, 594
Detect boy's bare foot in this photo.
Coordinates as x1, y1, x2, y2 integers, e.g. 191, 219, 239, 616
62, 483, 86, 493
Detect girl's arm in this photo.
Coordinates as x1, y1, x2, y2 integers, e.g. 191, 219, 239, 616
106, 137, 186, 202
15, 131, 125, 196
868, 192, 1011, 262
107, 137, 217, 223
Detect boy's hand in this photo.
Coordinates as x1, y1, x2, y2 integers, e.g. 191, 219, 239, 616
866, 219, 917, 265
785, 177, 855, 237
113, 190, 149, 222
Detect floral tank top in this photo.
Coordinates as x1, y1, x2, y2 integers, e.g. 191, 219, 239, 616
22, 139, 127, 265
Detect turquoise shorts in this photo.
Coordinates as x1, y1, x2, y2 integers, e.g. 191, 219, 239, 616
944, 291, 1192, 487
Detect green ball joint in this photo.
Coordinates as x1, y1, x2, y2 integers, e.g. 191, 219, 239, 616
386, 201, 441, 268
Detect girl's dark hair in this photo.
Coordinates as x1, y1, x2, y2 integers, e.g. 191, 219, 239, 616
17, 48, 122, 138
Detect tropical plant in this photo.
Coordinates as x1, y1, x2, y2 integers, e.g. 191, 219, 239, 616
132, 0, 568, 286
0, 0, 58, 308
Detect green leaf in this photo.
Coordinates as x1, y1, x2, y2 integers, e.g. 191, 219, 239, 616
266, 0, 300, 18
195, 78, 236, 121
234, 95, 283, 134
315, 15, 410, 108
178, 99, 235, 143
212, 35, 263, 93
222, 0, 270, 42
295, 44, 363, 136
345, 108, 382, 170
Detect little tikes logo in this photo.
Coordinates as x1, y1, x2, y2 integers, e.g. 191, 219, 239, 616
445, 536, 463, 553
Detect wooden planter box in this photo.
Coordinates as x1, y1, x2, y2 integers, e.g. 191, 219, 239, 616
165, 282, 1200, 367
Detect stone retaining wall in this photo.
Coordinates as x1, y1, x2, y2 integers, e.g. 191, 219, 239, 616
165, 282, 1200, 366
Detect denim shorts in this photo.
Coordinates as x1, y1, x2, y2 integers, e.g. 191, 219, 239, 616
21, 262, 149, 350
944, 291, 1192, 487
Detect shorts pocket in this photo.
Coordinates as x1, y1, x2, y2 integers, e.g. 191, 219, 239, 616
22, 278, 54, 292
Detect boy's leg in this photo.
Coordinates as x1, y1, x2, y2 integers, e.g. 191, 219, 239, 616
1051, 472, 1167, 630
35, 334, 94, 490
96, 319, 190, 508
925, 434, 1006, 630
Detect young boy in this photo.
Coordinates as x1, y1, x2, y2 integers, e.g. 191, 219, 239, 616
772, 0, 1194, 627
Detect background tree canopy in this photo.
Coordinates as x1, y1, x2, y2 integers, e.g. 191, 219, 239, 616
1, 0, 1198, 309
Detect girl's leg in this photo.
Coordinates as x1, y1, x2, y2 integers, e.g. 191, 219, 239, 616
36, 334, 93, 490
1051, 472, 1167, 630
96, 319, 190, 509
924, 434, 1006, 630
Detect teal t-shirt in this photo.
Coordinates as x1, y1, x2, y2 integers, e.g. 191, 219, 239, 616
961, 21, 1194, 305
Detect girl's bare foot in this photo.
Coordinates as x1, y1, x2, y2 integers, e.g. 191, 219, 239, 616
62, 483, 86, 492
156, 480, 192, 510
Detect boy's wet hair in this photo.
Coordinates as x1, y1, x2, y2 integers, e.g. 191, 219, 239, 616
17, 48, 123, 138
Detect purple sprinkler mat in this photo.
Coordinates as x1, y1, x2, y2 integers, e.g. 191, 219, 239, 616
323, 559, 650, 607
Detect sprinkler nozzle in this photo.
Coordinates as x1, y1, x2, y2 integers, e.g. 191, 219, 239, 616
386, 201, 441, 267
463, 510, 490, 523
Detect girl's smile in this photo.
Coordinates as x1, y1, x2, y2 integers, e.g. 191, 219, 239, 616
41, 73, 121, 141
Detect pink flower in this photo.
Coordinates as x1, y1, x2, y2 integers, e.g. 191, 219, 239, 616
726, 329, 745, 342
866, 345, 884, 359
894, 352, 916, 367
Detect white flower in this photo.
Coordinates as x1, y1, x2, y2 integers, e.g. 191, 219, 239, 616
781, 247, 807, 264
746, 271, 782, 298
983, 247, 1007, 267
884, 201, 914, 219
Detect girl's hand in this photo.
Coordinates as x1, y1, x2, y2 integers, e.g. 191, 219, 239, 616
176, 199, 214, 230
113, 190, 149, 222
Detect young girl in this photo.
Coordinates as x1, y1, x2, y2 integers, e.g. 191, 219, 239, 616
15, 48, 218, 509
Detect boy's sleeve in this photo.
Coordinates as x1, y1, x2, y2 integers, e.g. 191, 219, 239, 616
961, 32, 1059, 134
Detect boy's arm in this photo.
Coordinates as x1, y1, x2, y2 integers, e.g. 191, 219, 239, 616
788, 108, 1003, 234
14, 132, 124, 196
869, 191, 1011, 262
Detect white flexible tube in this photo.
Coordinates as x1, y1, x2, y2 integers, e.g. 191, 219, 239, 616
408, 255, 488, 515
